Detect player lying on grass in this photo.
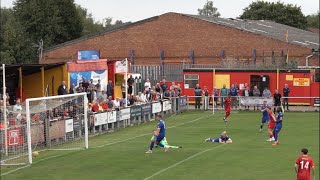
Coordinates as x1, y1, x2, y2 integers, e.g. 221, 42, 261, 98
205, 131, 233, 144
151, 131, 182, 149
267, 107, 276, 142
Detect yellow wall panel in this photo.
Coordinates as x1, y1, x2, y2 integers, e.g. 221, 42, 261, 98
215, 74, 230, 89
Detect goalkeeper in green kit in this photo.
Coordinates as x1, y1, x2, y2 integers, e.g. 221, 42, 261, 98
151, 131, 182, 149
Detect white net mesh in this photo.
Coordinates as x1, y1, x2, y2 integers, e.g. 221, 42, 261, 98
0, 93, 88, 166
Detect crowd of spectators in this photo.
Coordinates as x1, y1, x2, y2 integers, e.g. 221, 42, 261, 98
193, 83, 291, 111
56, 77, 183, 114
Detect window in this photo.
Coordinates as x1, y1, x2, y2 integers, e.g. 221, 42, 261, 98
184, 74, 199, 89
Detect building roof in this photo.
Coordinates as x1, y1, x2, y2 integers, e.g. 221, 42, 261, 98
184, 14, 319, 49
44, 12, 319, 52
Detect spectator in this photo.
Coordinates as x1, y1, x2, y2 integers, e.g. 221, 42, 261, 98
57, 81, 68, 95
121, 80, 126, 98
273, 89, 282, 113
91, 101, 99, 112
252, 85, 260, 110
176, 84, 182, 97
170, 88, 176, 98
212, 87, 219, 108
144, 79, 151, 94
194, 84, 202, 109
170, 82, 176, 91
95, 79, 102, 98
101, 99, 108, 111
262, 87, 271, 98
220, 84, 228, 108
128, 94, 135, 106
203, 86, 209, 109
76, 83, 84, 93
140, 91, 148, 103
229, 84, 238, 109
283, 84, 290, 111
106, 80, 113, 98
160, 79, 167, 95
242, 86, 251, 110
107, 96, 114, 109
69, 83, 76, 94
87, 79, 96, 103
163, 89, 171, 99
127, 75, 134, 95
234, 82, 239, 91
114, 97, 121, 111
155, 83, 162, 95
100, 90, 108, 101
13, 99, 22, 112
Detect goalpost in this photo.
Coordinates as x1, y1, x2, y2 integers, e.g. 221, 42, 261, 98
0, 92, 88, 166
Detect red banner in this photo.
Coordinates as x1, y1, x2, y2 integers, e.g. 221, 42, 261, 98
7, 128, 24, 146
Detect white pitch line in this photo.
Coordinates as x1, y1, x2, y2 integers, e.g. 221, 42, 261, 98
1, 113, 213, 176
144, 144, 225, 180
1, 154, 67, 177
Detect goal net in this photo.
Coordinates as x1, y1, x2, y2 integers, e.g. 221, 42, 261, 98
0, 93, 88, 166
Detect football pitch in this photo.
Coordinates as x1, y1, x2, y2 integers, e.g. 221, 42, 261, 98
1, 111, 319, 180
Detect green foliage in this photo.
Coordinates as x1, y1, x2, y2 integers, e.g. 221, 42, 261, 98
198, 0, 220, 17
306, 11, 320, 29
240, 1, 308, 29
13, 0, 83, 48
0, 8, 37, 64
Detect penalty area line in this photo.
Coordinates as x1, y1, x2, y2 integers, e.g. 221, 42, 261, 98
144, 144, 225, 180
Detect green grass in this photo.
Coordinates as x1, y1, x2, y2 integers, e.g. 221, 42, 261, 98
1, 111, 319, 180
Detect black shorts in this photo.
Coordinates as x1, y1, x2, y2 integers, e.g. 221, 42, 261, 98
274, 101, 281, 106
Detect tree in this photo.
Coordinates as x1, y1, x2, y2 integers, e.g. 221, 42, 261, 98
76, 5, 104, 36
306, 11, 320, 29
240, 1, 307, 29
0, 8, 37, 64
198, 0, 220, 17
13, 0, 83, 48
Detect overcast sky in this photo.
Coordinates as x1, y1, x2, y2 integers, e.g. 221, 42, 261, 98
1, 0, 318, 23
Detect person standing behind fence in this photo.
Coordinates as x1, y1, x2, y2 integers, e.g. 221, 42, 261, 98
229, 84, 238, 109
58, 81, 68, 95
253, 86, 260, 110
203, 86, 209, 109
144, 79, 151, 94
127, 75, 134, 95
176, 84, 182, 97
161, 79, 167, 98
273, 89, 282, 113
194, 84, 202, 109
262, 87, 271, 98
106, 80, 113, 98
283, 84, 290, 111
121, 80, 126, 98
213, 87, 219, 108
242, 86, 251, 110
220, 84, 228, 108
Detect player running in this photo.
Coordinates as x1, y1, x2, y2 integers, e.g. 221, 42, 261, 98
272, 107, 283, 146
295, 148, 315, 180
151, 131, 182, 149
266, 107, 276, 142
223, 94, 232, 123
205, 131, 233, 144
259, 100, 270, 132
146, 115, 168, 154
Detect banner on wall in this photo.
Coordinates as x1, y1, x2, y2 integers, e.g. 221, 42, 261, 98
239, 97, 274, 106
108, 111, 117, 123
70, 70, 107, 87
162, 100, 172, 111
95, 112, 108, 126
293, 78, 310, 86
65, 119, 74, 133
152, 102, 162, 113
115, 60, 127, 73
77, 50, 100, 61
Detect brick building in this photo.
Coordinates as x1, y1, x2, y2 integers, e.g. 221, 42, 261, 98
42, 12, 319, 66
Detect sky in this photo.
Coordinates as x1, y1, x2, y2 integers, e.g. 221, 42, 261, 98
1, 0, 319, 23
